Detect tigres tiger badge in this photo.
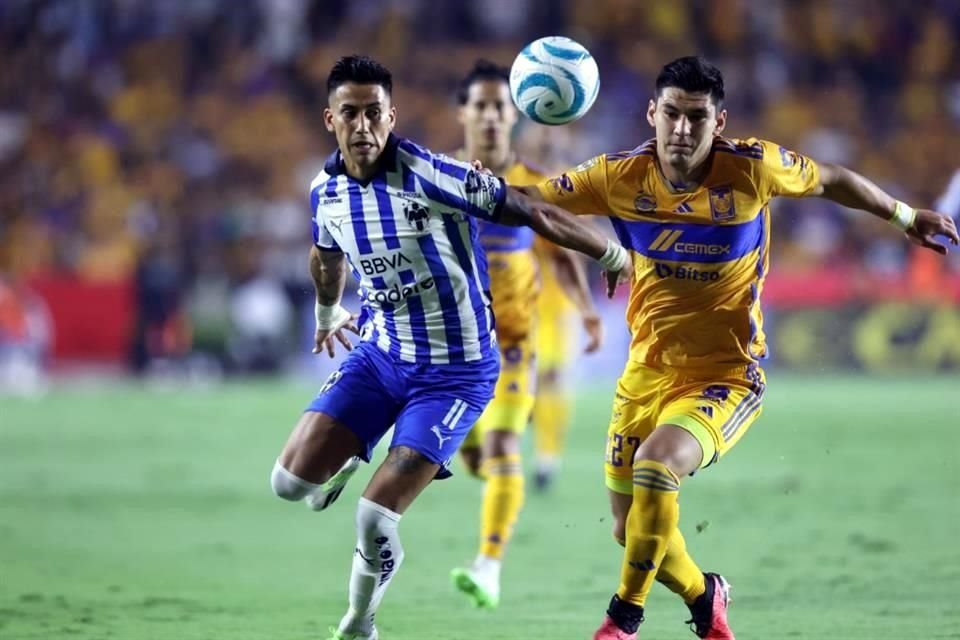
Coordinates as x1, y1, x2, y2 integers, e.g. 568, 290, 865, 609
634, 192, 657, 214
708, 186, 736, 221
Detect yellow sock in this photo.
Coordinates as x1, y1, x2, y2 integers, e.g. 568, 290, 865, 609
657, 528, 706, 604
617, 460, 680, 606
478, 454, 525, 560
532, 388, 569, 460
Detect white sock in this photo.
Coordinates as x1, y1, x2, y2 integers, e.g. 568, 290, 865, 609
338, 497, 404, 634
535, 456, 560, 474
472, 554, 502, 583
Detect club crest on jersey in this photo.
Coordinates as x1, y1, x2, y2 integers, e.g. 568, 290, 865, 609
709, 186, 736, 221
547, 174, 574, 195
403, 201, 430, 232
634, 192, 657, 213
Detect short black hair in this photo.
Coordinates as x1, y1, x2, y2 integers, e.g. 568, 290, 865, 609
457, 59, 510, 105
655, 56, 725, 107
327, 55, 392, 96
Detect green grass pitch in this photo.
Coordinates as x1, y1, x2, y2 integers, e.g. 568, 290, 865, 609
1, 376, 957, 639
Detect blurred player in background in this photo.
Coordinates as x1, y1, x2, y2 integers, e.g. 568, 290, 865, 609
268, 55, 631, 640
526, 56, 959, 640
0, 275, 49, 396
449, 60, 603, 610
516, 124, 593, 491
531, 236, 580, 490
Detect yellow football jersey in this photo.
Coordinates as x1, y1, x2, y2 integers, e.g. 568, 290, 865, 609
535, 137, 820, 371
533, 236, 576, 313
477, 160, 546, 340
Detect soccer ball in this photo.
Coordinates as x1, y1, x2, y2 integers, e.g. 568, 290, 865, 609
509, 36, 600, 126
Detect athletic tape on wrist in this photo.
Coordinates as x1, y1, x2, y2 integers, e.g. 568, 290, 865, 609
315, 302, 350, 331
598, 239, 629, 272
890, 200, 917, 231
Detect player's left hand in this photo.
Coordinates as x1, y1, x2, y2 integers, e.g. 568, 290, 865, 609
313, 313, 360, 358
907, 210, 959, 255
582, 311, 604, 353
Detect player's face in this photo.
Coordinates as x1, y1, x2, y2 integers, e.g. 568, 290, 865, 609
647, 87, 726, 174
324, 83, 396, 175
458, 80, 518, 153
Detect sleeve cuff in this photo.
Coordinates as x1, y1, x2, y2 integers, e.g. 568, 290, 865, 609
488, 177, 508, 223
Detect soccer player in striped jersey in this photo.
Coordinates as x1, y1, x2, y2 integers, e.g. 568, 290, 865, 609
525, 56, 958, 640
268, 56, 632, 640
448, 60, 604, 610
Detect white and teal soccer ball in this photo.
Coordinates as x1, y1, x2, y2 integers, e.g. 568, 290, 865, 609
509, 36, 600, 126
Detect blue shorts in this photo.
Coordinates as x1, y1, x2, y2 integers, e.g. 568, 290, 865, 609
306, 341, 499, 474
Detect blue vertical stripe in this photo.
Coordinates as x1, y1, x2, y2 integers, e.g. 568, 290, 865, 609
442, 213, 491, 354
416, 233, 465, 362
398, 269, 432, 360
324, 175, 338, 198
402, 163, 416, 192
347, 182, 373, 255
369, 276, 401, 359
309, 186, 321, 245
372, 174, 402, 250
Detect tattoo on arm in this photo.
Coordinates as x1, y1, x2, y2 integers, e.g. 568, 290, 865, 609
309, 246, 347, 305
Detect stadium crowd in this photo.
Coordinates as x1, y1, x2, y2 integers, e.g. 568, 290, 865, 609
0, 0, 958, 373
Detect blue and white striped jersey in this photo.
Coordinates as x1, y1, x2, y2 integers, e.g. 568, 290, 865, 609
309, 134, 507, 365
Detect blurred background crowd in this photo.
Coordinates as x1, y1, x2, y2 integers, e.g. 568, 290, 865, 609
1, 0, 958, 385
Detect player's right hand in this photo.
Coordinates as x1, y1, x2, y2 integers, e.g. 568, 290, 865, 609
313, 314, 360, 358
603, 259, 634, 299
907, 209, 959, 255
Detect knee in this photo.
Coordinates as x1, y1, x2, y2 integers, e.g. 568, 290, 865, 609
460, 447, 483, 478
483, 430, 520, 459
270, 460, 313, 501
634, 426, 705, 476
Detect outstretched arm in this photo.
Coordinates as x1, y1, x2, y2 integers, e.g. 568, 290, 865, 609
814, 163, 959, 254
308, 246, 358, 357
498, 186, 631, 297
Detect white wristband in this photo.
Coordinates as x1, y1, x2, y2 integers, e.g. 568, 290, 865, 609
890, 200, 917, 231
315, 301, 352, 332
597, 239, 629, 272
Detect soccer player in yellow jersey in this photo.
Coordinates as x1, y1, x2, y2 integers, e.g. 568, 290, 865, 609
531, 235, 584, 490
449, 60, 604, 610
527, 57, 958, 640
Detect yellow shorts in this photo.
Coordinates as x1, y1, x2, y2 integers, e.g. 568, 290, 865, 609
604, 360, 766, 495
461, 333, 537, 449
